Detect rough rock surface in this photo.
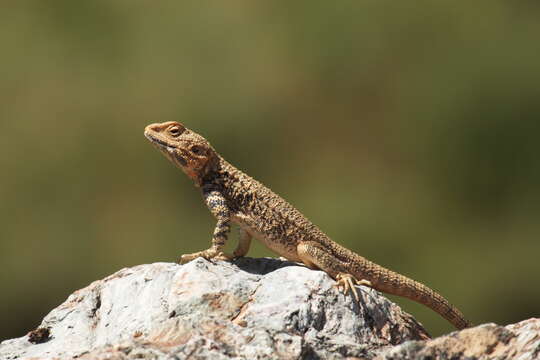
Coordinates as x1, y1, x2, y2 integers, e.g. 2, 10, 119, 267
377, 318, 540, 360
0, 257, 428, 360
1, 257, 537, 360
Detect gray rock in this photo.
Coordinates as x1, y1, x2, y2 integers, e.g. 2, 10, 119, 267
377, 318, 540, 360
0, 257, 428, 360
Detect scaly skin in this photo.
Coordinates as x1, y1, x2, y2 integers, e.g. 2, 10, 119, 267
144, 121, 472, 330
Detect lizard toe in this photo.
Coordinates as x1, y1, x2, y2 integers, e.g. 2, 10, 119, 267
335, 273, 362, 303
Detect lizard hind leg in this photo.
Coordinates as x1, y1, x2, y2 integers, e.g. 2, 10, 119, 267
297, 241, 372, 303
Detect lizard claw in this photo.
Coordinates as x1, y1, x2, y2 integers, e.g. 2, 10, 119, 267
334, 273, 372, 303
213, 251, 234, 262
178, 253, 196, 264
178, 249, 233, 264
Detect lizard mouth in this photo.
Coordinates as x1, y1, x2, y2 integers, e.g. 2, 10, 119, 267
145, 131, 188, 167
145, 132, 172, 150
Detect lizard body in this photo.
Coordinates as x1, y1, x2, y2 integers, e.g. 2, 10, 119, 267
144, 121, 471, 330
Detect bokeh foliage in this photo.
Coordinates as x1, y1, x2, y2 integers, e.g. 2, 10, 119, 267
1, 1, 539, 339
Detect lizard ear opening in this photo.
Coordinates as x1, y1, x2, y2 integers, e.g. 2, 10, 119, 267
190, 145, 205, 155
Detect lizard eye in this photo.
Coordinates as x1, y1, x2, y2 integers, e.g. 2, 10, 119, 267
190, 145, 204, 155
169, 126, 181, 137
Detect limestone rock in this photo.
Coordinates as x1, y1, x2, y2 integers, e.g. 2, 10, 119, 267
377, 318, 540, 360
0, 257, 428, 360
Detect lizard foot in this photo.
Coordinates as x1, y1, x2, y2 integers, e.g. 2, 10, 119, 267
179, 249, 234, 264
232, 247, 251, 259
334, 273, 372, 302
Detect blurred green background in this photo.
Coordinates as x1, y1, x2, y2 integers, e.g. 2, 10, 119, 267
1, 1, 539, 339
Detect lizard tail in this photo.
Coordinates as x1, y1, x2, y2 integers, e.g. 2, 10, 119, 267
352, 257, 471, 330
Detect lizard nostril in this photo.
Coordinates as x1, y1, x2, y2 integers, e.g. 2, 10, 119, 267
144, 123, 160, 133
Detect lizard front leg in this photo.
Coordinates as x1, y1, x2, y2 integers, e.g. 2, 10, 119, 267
297, 241, 372, 302
233, 227, 252, 258
179, 190, 233, 264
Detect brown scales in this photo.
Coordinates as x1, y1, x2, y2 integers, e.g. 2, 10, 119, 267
144, 121, 471, 330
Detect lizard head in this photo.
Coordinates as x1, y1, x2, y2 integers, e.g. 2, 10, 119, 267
144, 121, 218, 183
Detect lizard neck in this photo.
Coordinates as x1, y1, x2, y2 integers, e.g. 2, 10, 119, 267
199, 156, 237, 189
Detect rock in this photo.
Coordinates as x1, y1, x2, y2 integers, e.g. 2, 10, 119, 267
377, 318, 540, 360
5, 257, 536, 360
0, 257, 428, 360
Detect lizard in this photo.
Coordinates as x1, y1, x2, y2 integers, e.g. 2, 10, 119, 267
144, 121, 472, 330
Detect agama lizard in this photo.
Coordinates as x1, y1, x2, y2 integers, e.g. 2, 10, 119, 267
144, 121, 471, 330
